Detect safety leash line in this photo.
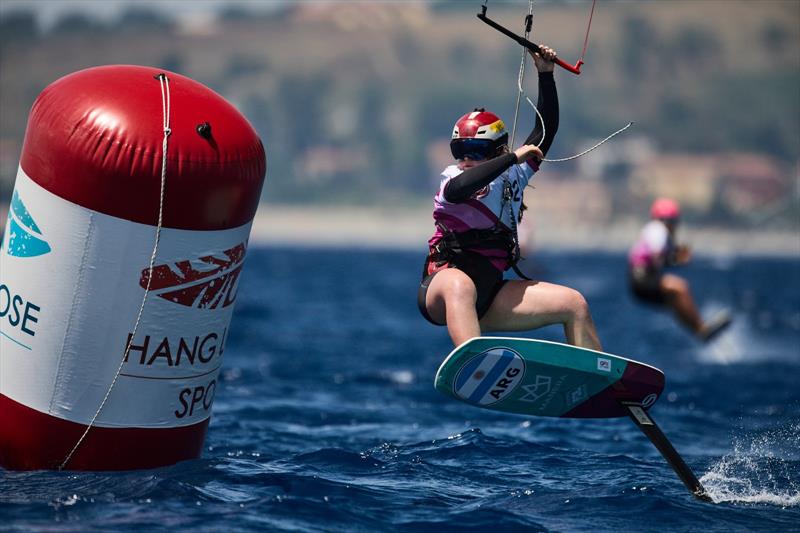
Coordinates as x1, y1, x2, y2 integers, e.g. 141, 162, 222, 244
544, 121, 634, 162
504, 0, 630, 164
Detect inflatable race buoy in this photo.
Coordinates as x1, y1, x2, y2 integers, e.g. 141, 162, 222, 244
0, 65, 266, 470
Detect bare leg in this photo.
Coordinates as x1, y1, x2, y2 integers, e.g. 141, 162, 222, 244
661, 274, 703, 334
479, 280, 602, 351
424, 268, 482, 346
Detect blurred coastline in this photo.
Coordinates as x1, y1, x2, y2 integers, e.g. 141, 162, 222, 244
245, 203, 800, 257
3, 201, 797, 257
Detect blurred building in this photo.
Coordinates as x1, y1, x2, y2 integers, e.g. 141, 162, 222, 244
628, 152, 791, 222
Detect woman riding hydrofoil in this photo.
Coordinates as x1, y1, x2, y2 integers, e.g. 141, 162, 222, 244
418, 46, 602, 351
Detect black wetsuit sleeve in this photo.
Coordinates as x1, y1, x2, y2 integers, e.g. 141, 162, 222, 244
442, 153, 517, 203
523, 71, 559, 157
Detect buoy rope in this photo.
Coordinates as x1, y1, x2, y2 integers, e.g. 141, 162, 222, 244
59, 73, 171, 470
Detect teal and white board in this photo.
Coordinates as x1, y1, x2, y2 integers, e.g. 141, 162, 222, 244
435, 337, 665, 419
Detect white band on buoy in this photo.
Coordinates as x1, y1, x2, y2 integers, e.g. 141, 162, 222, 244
2, 168, 251, 429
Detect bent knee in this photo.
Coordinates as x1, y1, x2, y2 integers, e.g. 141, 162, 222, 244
446, 275, 478, 305
430, 269, 477, 306
563, 287, 591, 318
662, 274, 689, 294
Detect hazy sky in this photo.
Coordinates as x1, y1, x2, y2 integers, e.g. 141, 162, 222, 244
0, 0, 291, 30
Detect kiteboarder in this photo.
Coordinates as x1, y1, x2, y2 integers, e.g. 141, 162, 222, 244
628, 198, 731, 341
417, 46, 602, 351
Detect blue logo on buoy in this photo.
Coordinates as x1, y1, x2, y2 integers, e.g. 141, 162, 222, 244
3, 191, 51, 258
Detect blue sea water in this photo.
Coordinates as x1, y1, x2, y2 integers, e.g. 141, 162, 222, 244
2, 247, 799, 532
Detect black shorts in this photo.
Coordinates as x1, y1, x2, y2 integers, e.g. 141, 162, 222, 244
417, 252, 507, 326
629, 266, 666, 305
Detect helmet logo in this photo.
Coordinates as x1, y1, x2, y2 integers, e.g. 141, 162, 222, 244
489, 120, 505, 133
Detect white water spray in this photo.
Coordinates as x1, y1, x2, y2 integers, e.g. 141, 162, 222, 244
701, 423, 800, 506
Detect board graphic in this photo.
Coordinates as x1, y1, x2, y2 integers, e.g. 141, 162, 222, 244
435, 337, 664, 418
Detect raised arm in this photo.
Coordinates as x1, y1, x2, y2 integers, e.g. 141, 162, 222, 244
523, 46, 559, 158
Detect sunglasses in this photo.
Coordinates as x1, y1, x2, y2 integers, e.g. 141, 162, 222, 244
450, 138, 497, 161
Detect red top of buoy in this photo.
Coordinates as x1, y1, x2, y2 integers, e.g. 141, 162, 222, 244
20, 65, 266, 230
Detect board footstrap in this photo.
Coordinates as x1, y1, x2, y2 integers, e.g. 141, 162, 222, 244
621, 402, 713, 503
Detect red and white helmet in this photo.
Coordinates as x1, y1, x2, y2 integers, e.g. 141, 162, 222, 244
450, 108, 508, 160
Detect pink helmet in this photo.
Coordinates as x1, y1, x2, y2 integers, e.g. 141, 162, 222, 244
650, 198, 681, 220
450, 108, 508, 160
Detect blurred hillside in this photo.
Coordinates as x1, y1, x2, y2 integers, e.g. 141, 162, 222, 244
1, 0, 798, 233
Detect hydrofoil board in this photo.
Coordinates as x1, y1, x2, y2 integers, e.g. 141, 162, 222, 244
435, 337, 664, 418
434, 336, 710, 502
